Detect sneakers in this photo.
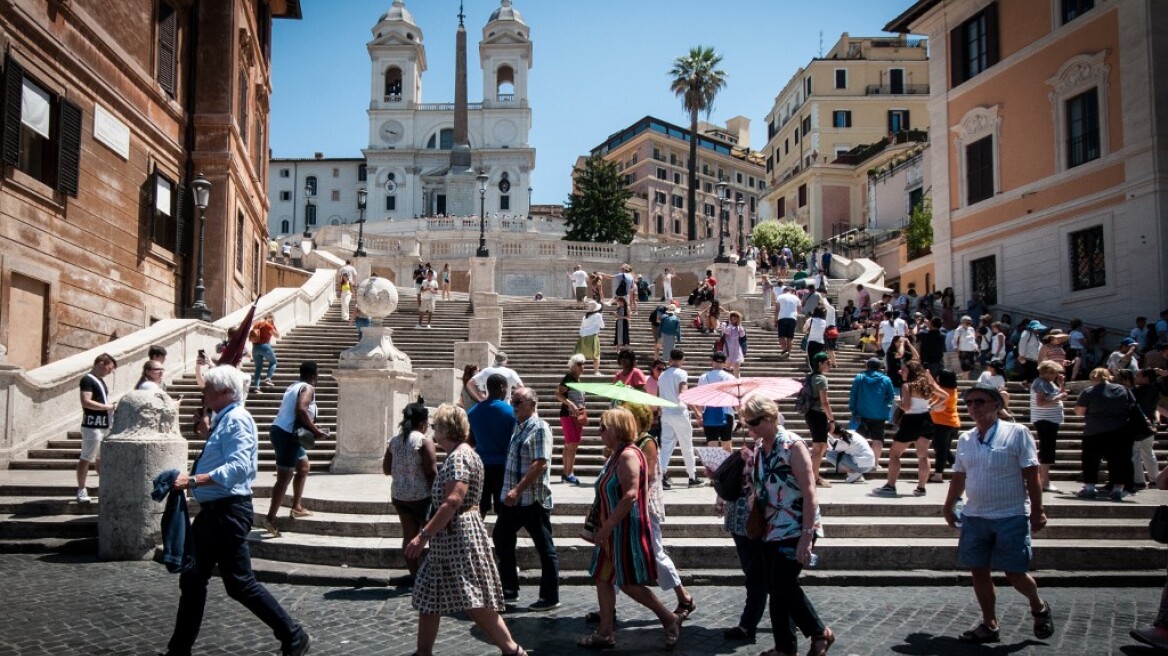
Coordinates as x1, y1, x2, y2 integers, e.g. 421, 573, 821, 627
283, 631, 311, 656
262, 378, 275, 387
873, 485, 898, 497
913, 486, 927, 497
661, 478, 673, 490
563, 475, 580, 485
1076, 487, 1097, 499
845, 471, 866, 484
688, 477, 704, 487
1042, 484, 1061, 494
529, 599, 561, 612
415, 324, 423, 329
76, 488, 91, 503
425, 324, 433, 329
1110, 488, 1125, 502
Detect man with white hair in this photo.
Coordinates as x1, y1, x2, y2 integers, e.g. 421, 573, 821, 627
467, 351, 525, 404
164, 365, 311, 656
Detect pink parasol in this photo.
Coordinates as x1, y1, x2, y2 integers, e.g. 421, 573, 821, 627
678, 376, 804, 408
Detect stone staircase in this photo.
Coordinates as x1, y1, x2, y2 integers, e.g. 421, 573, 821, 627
2, 289, 1166, 584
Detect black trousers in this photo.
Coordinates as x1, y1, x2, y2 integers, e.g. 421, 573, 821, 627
761, 539, 825, 653
167, 496, 303, 655
1081, 429, 1134, 488
492, 502, 560, 602
480, 464, 506, 516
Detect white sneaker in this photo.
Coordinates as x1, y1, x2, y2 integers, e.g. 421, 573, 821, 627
426, 324, 433, 329
262, 378, 275, 387
415, 324, 423, 329
76, 488, 91, 503
845, 472, 866, 484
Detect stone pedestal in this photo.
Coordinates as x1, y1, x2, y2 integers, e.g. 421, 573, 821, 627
333, 327, 417, 474
99, 391, 188, 561
713, 262, 743, 303
454, 342, 499, 374
470, 304, 503, 346
415, 368, 460, 406
470, 257, 497, 296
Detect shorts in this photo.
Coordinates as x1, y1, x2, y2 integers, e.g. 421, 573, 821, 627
575, 287, 587, 303
893, 413, 933, 443
855, 418, 887, 444
270, 425, 308, 469
958, 514, 1033, 573
560, 416, 583, 445
958, 350, 978, 373
420, 297, 436, 313
825, 337, 838, 350
392, 497, 432, 527
79, 427, 108, 462
777, 318, 796, 339
702, 423, 733, 442
804, 410, 830, 443
1033, 420, 1060, 465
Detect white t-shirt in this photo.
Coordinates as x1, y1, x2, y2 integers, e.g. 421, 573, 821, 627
822, 300, 837, 328
976, 372, 1006, 390
570, 270, 588, 288
580, 312, 605, 336
658, 366, 688, 416
420, 279, 438, 298
880, 318, 908, 349
955, 325, 979, 352
470, 366, 524, 399
774, 291, 801, 320
807, 317, 827, 343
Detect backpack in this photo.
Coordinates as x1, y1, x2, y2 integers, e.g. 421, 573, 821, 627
650, 306, 666, 327
615, 276, 628, 297
794, 373, 817, 415
248, 324, 264, 344
714, 334, 727, 355
712, 451, 747, 501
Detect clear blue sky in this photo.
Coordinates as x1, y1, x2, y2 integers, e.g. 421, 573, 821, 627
270, 0, 915, 205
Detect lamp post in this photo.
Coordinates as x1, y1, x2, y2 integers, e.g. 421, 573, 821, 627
714, 180, 730, 263
354, 187, 368, 257
736, 197, 747, 266
527, 185, 533, 220
476, 170, 489, 257
184, 173, 212, 321
303, 182, 314, 238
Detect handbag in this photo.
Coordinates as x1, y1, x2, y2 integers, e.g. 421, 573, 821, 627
295, 426, 316, 449
1151, 505, 1168, 544
745, 496, 768, 540
1127, 392, 1155, 439
712, 451, 746, 501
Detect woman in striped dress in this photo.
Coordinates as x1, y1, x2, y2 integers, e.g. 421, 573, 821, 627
578, 407, 683, 650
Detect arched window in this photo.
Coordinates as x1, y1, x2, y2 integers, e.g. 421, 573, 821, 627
426, 128, 455, 150
280, 219, 289, 234
384, 67, 403, 102
496, 65, 515, 101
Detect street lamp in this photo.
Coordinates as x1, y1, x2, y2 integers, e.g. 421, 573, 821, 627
184, 173, 212, 321
476, 170, 490, 257
354, 187, 368, 257
714, 180, 730, 263
303, 181, 314, 238
736, 197, 747, 266
527, 185, 533, 220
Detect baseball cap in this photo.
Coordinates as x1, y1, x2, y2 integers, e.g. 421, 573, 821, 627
865, 358, 885, 371
1121, 337, 1136, 346
811, 352, 830, 367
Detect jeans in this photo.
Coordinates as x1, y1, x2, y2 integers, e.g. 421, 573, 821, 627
492, 503, 559, 602
732, 534, 768, 633
659, 413, 695, 480
167, 496, 304, 655
761, 538, 825, 653
252, 343, 277, 388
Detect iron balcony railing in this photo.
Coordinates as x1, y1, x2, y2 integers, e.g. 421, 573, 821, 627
865, 84, 930, 95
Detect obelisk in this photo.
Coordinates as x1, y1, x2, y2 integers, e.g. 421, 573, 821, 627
446, 0, 477, 215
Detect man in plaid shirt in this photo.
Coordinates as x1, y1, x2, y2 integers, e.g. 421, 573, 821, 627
492, 386, 560, 611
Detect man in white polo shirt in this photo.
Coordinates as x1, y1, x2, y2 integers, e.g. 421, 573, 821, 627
773, 286, 801, 359
942, 383, 1053, 645
568, 265, 589, 308
658, 348, 699, 489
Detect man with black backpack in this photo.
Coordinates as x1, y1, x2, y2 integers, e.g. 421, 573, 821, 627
848, 358, 896, 472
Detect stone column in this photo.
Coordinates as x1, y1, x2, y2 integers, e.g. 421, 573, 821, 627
98, 391, 189, 561
713, 262, 743, 304
470, 257, 497, 297
332, 278, 417, 474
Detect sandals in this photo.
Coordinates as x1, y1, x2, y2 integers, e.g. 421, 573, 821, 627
290, 508, 313, 518
262, 517, 281, 538
808, 627, 835, 656
673, 595, 697, 620
663, 613, 683, 650
504, 648, 528, 656
1033, 600, 1055, 640
959, 622, 1000, 644
584, 610, 617, 624
576, 633, 615, 650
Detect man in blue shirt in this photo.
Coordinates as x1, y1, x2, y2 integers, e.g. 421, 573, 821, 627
165, 366, 310, 656
467, 374, 517, 517
848, 358, 896, 471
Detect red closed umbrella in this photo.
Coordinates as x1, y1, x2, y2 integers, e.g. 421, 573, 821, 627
216, 301, 258, 368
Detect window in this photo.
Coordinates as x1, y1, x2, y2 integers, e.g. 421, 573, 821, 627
805, 76, 812, 96
736, 172, 743, 184
969, 255, 997, 304
3, 62, 82, 196
149, 172, 182, 252
1061, 0, 1093, 24
704, 203, 715, 217
625, 173, 636, 185
909, 187, 924, 214
673, 172, 681, 185
358, 164, 367, 182
235, 212, 245, 273
633, 211, 640, 226
656, 214, 664, 233
832, 110, 852, 128
674, 219, 681, 234
426, 128, 455, 150
500, 195, 510, 211
749, 176, 755, 187
834, 69, 847, 89
305, 176, 317, 195
669, 153, 678, 166
654, 191, 667, 204
280, 219, 289, 233
237, 71, 248, 144
305, 204, 317, 226
1069, 226, 1105, 291
777, 197, 786, 217
672, 195, 683, 209
279, 191, 291, 201
794, 128, 800, 145
950, 3, 999, 86
766, 156, 773, 173
1066, 88, 1100, 168
252, 241, 261, 295
798, 184, 807, 207
701, 162, 710, 176
332, 168, 339, 177
157, 1, 177, 97
653, 147, 663, 161
386, 195, 396, 211
802, 116, 811, 135
656, 167, 667, 180
965, 136, 994, 205
280, 168, 290, 178
888, 110, 910, 133
784, 138, 789, 155
329, 190, 339, 202
384, 66, 403, 101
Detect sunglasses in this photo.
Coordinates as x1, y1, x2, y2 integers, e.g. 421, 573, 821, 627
745, 415, 770, 427
965, 398, 992, 407
598, 424, 608, 432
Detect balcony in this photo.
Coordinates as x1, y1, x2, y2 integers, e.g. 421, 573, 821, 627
416, 102, 483, 111
832, 129, 928, 166
865, 84, 930, 96
496, 93, 515, 102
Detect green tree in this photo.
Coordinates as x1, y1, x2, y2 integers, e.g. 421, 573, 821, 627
563, 156, 635, 244
751, 220, 812, 256
669, 46, 727, 242
904, 197, 933, 259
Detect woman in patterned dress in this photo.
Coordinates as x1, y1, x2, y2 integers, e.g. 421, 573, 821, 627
741, 393, 835, 656
577, 407, 683, 650
404, 404, 526, 656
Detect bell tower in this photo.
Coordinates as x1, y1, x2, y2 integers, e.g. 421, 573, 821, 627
368, 1, 426, 118
480, 0, 532, 109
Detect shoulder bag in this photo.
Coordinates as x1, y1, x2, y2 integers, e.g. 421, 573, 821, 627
1127, 390, 1155, 439
1150, 505, 1168, 544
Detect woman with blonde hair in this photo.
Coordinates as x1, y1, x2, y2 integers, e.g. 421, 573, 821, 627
1030, 361, 1068, 493
740, 393, 834, 656
1074, 368, 1136, 500
578, 407, 682, 649
875, 361, 948, 498
405, 403, 526, 656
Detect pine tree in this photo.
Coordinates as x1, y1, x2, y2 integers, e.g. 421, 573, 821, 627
563, 156, 635, 244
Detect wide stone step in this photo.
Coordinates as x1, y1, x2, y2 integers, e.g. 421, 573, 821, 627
0, 514, 96, 539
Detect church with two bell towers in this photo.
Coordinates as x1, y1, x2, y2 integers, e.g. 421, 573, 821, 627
364, 0, 534, 219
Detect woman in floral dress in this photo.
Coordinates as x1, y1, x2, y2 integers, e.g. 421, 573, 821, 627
405, 403, 526, 656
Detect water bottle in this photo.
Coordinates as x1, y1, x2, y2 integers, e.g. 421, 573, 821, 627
954, 498, 965, 529
808, 552, 819, 568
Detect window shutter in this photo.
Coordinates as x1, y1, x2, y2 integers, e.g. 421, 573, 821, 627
158, 3, 177, 97
238, 72, 248, 144
903, 110, 910, 130
984, 2, 1000, 68
56, 98, 83, 197
174, 183, 188, 256
887, 110, 895, 133
2, 55, 24, 166
949, 25, 965, 87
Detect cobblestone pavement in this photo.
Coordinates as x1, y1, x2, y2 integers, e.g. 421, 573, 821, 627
0, 554, 1163, 655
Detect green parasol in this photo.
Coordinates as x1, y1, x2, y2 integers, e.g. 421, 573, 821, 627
565, 382, 679, 408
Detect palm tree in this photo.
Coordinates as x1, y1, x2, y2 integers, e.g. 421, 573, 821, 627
669, 46, 727, 242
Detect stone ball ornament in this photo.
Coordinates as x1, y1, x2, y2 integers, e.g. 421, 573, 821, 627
355, 275, 399, 319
